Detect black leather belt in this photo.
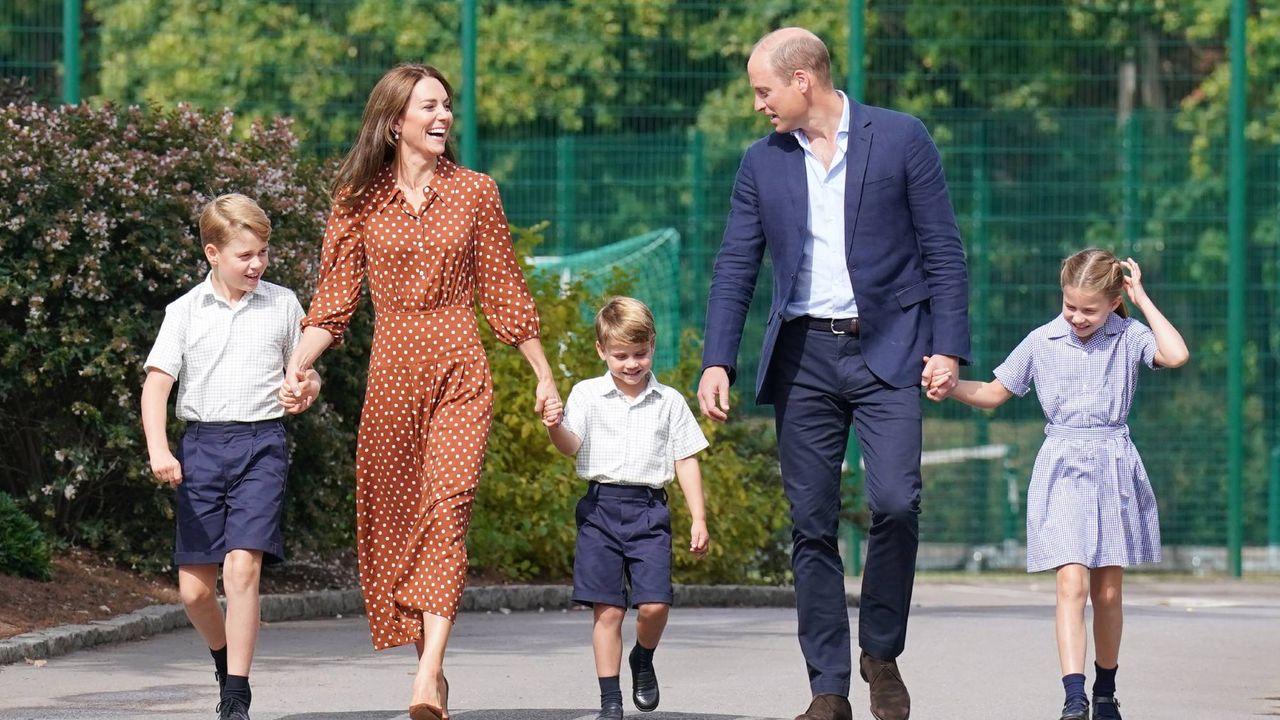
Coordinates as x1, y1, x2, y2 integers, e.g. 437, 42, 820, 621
794, 316, 860, 336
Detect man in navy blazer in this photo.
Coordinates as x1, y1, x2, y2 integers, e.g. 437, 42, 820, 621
698, 28, 969, 720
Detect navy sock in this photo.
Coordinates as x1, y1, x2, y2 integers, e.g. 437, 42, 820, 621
1093, 663, 1118, 697
1063, 673, 1087, 708
599, 675, 622, 707
209, 645, 228, 680
223, 674, 251, 708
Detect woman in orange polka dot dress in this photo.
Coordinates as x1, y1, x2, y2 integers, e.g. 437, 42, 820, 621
285, 64, 560, 719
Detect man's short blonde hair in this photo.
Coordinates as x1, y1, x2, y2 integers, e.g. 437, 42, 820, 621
753, 27, 834, 90
594, 296, 656, 347
198, 193, 271, 249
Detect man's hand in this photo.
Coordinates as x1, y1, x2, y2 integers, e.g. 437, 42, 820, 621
697, 366, 731, 422
921, 354, 960, 402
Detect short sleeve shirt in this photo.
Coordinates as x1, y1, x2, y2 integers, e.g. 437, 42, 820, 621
993, 313, 1158, 427
144, 275, 304, 422
560, 372, 710, 488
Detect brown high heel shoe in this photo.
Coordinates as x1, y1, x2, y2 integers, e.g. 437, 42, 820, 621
409, 674, 449, 720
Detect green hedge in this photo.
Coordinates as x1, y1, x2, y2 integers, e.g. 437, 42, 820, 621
0, 491, 52, 581
0, 101, 361, 568
0, 101, 790, 583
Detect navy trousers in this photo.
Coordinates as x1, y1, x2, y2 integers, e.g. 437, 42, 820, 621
770, 319, 922, 697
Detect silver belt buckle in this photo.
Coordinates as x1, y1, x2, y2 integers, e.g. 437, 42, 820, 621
830, 318, 847, 335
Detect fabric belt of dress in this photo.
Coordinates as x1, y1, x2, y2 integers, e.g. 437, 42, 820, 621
1044, 424, 1129, 440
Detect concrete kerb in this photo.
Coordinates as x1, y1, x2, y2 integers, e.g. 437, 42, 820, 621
0, 584, 857, 666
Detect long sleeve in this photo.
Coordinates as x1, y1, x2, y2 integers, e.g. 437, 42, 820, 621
301, 198, 367, 345
472, 174, 540, 346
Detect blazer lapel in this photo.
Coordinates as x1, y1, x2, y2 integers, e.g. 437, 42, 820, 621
844, 107, 872, 260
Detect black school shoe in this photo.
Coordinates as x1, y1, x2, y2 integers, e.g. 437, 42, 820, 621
1092, 695, 1122, 720
216, 697, 250, 720
1060, 697, 1089, 720
628, 645, 659, 712
596, 701, 624, 719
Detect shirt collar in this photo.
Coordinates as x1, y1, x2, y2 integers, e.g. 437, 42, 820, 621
196, 272, 259, 308
1046, 312, 1125, 340
598, 371, 661, 401
372, 156, 461, 214
790, 91, 850, 151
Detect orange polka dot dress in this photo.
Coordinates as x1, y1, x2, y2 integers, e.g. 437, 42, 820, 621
302, 159, 540, 650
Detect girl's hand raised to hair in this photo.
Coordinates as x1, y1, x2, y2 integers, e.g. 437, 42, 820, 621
1121, 257, 1148, 305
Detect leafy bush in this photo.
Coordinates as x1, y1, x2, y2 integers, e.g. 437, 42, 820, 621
0, 492, 52, 581
0, 101, 364, 569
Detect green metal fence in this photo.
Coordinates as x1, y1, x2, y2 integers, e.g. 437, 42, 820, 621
4, 0, 1277, 574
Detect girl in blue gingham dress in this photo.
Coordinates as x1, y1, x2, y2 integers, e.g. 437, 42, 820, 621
927, 249, 1189, 720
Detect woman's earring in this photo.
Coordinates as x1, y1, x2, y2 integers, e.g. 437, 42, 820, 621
390, 129, 400, 143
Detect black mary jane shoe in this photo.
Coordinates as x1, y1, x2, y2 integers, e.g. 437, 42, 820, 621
1059, 698, 1089, 720
597, 701, 624, 720
216, 697, 250, 720
1092, 695, 1122, 720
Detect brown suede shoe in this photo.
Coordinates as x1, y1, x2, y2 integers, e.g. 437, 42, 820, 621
794, 694, 852, 720
859, 650, 910, 720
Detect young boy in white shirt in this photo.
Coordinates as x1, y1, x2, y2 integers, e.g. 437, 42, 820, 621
140, 193, 320, 720
542, 296, 709, 719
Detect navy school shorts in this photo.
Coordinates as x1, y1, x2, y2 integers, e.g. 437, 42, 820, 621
174, 419, 288, 567
572, 481, 674, 609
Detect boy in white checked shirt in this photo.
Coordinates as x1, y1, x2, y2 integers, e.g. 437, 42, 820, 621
140, 194, 320, 720
542, 296, 709, 720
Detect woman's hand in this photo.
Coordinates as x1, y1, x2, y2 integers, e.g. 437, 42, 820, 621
535, 375, 561, 420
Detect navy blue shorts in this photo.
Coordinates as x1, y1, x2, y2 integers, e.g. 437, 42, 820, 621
572, 482, 673, 609
174, 419, 288, 567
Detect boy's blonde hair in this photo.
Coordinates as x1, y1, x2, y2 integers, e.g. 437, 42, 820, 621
199, 193, 271, 249
595, 296, 656, 347
1060, 247, 1129, 318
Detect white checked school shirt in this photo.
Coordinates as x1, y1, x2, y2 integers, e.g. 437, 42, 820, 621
144, 274, 304, 422
560, 372, 710, 488
784, 91, 859, 321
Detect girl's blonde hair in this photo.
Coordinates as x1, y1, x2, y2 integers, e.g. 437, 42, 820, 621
198, 193, 270, 249
595, 296, 656, 347
330, 63, 458, 209
1060, 247, 1128, 318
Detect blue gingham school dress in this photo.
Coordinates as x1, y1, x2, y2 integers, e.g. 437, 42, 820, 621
993, 313, 1163, 572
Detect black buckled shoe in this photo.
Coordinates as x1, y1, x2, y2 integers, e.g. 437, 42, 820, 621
1059, 697, 1089, 720
216, 697, 250, 720
1092, 695, 1121, 720
628, 645, 659, 712
597, 701, 624, 719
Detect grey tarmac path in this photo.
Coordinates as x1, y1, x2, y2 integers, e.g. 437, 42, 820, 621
0, 577, 1277, 720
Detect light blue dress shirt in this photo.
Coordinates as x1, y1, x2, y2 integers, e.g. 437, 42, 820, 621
784, 92, 859, 321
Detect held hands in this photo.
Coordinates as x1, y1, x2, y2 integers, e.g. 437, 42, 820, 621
541, 395, 564, 428
920, 354, 960, 402
689, 520, 710, 559
149, 449, 183, 486
279, 369, 319, 415
535, 376, 562, 426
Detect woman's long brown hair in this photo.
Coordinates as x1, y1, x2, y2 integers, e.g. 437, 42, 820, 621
330, 63, 458, 209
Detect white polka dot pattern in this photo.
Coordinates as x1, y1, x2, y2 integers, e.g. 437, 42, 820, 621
301, 159, 540, 650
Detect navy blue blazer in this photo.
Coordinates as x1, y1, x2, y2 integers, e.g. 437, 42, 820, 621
702, 101, 970, 404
